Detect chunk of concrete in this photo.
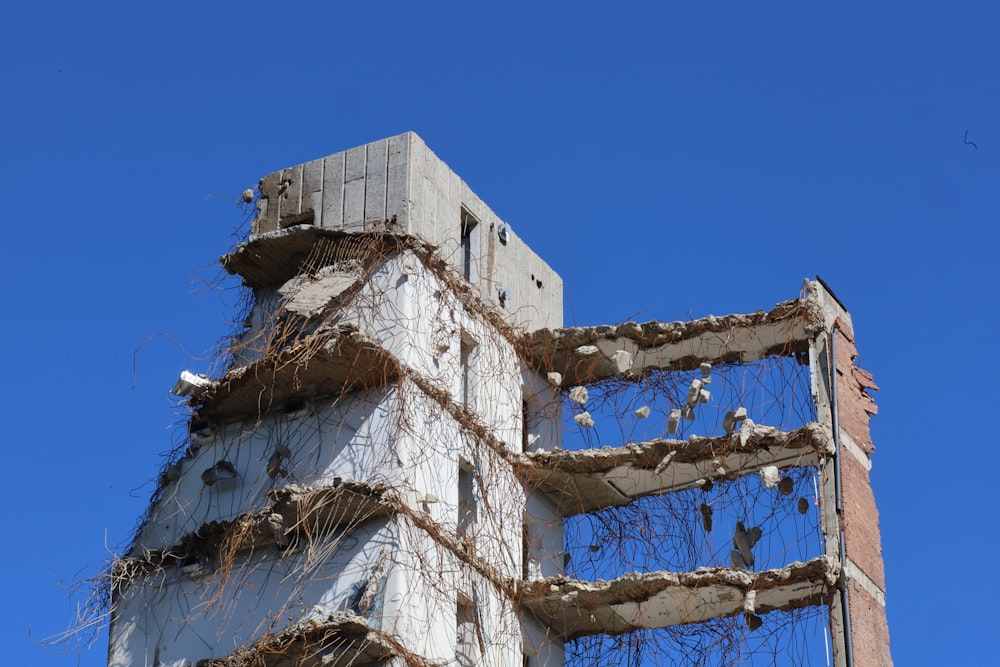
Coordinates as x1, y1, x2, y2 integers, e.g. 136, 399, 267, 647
667, 409, 681, 434
733, 522, 762, 568
723, 407, 748, 435
612, 349, 632, 374
699, 503, 713, 531
575, 345, 599, 356
634, 405, 650, 418
738, 417, 757, 447
760, 465, 781, 489
547, 372, 563, 387
172, 370, 211, 398
568, 386, 589, 405
778, 476, 795, 496
686, 379, 703, 407
574, 412, 595, 428
653, 451, 675, 475
277, 262, 362, 318
743, 589, 757, 614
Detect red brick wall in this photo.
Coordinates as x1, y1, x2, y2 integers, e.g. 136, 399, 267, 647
847, 580, 893, 667
833, 318, 892, 665
840, 453, 886, 591
833, 319, 878, 454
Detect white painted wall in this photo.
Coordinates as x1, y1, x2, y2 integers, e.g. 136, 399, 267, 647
137, 387, 399, 551
116, 245, 565, 666
111, 520, 397, 666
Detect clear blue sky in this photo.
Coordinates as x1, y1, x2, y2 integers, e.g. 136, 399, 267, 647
2, 2, 995, 664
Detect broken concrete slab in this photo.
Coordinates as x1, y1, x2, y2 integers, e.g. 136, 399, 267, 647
523, 287, 825, 387
122, 481, 393, 579
197, 611, 399, 667
269, 482, 393, 537
517, 423, 832, 515
277, 262, 364, 318
222, 225, 406, 290
520, 556, 839, 638
195, 327, 399, 421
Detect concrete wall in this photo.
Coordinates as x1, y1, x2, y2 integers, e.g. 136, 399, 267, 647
117, 243, 558, 666
111, 521, 397, 666
137, 387, 399, 551
251, 132, 563, 333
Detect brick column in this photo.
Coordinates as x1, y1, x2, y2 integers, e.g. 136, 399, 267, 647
832, 318, 892, 667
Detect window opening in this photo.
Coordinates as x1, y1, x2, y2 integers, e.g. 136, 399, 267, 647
459, 334, 477, 410
456, 592, 483, 666
458, 459, 477, 537
460, 207, 479, 283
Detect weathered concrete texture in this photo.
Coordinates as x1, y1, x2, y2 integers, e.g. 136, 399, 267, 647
197, 611, 400, 667
525, 285, 825, 386
196, 327, 399, 421
521, 556, 839, 638
247, 132, 563, 332
253, 136, 403, 236
518, 423, 831, 515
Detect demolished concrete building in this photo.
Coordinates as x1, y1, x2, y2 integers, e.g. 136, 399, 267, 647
107, 132, 891, 666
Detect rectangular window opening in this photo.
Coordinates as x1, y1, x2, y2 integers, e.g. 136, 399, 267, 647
458, 458, 477, 537
522, 517, 531, 580
460, 207, 479, 283
457, 592, 483, 666
522, 391, 530, 454
459, 334, 477, 410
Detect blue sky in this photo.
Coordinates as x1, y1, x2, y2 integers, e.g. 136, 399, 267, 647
2, 1, 996, 664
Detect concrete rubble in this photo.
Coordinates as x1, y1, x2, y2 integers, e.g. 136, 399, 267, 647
568, 386, 589, 405
194, 326, 398, 421
277, 261, 363, 318
760, 466, 781, 489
